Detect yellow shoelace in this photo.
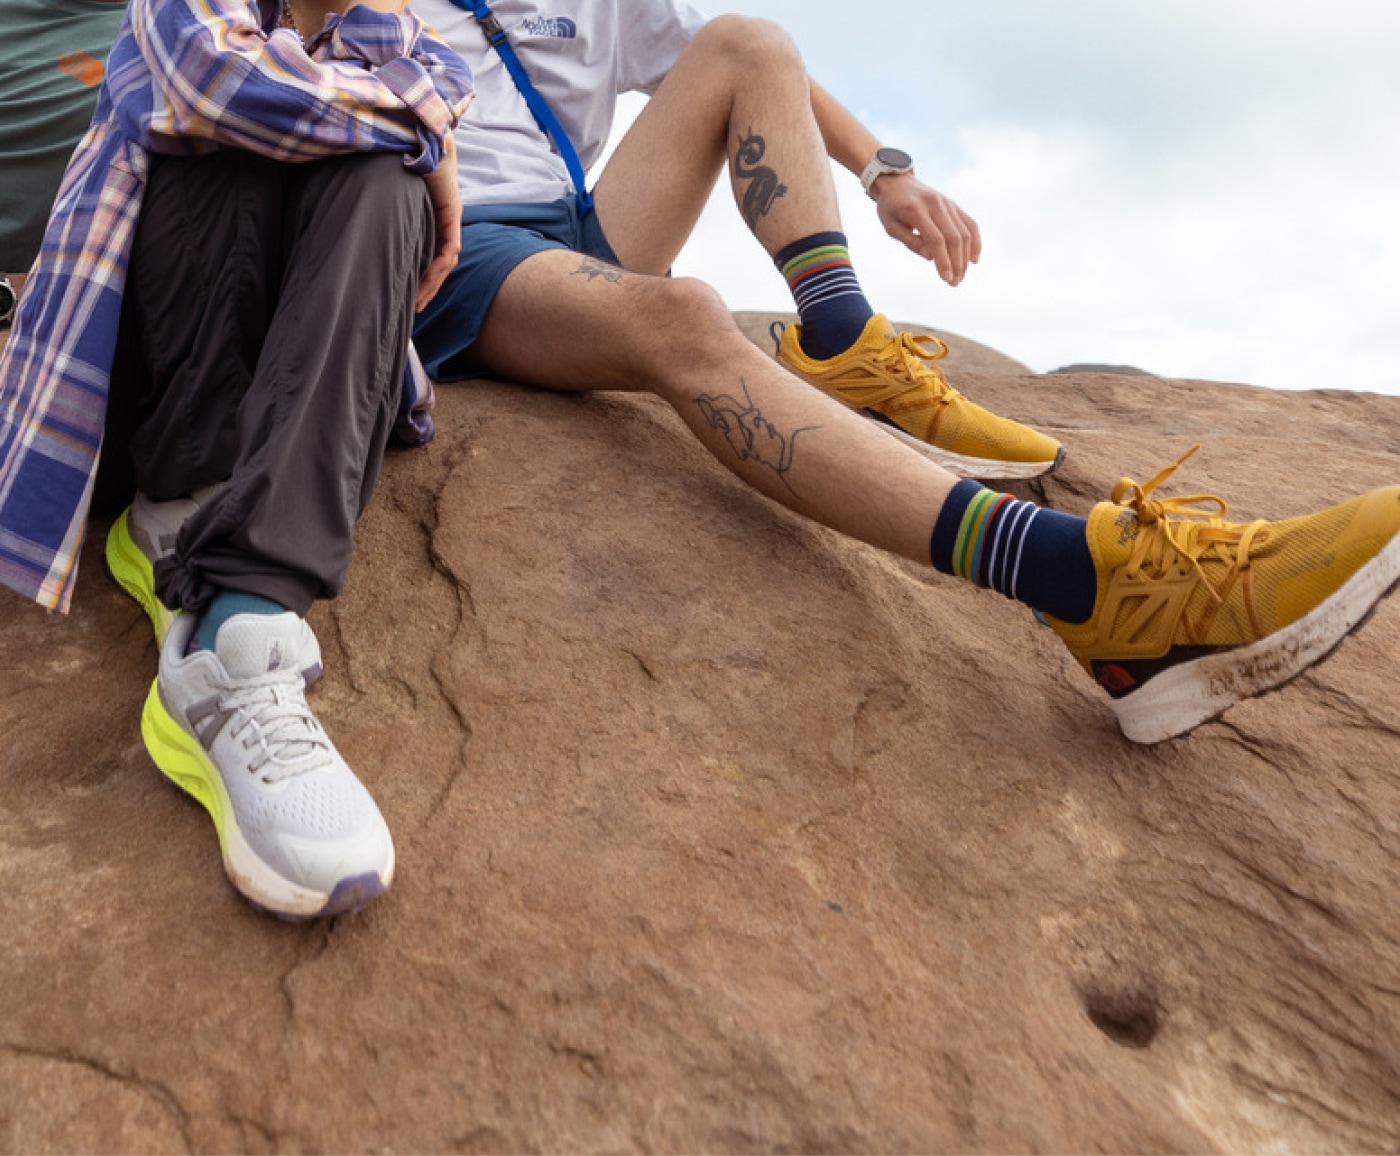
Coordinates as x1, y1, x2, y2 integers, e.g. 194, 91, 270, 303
1112, 446, 1269, 627
870, 331, 958, 403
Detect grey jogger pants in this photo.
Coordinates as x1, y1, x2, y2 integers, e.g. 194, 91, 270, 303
107, 149, 434, 616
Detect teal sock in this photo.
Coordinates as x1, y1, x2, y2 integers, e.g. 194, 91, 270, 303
190, 590, 286, 654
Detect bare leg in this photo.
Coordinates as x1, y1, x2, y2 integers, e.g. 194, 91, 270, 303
471, 253, 955, 562
573, 15, 1063, 482
466, 14, 982, 556
591, 15, 841, 272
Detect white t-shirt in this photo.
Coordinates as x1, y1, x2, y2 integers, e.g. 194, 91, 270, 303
412, 0, 706, 205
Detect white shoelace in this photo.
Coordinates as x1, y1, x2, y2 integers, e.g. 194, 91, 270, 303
220, 677, 334, 784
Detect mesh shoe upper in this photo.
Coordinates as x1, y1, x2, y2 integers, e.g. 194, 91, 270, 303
775, 313, 1063, 474
1045, 449, 1400, 699
146, 610, 392, 914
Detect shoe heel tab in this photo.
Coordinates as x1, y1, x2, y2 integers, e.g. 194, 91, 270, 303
768, 319, 787, 355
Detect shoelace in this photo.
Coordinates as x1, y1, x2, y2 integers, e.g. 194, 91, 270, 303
869, 331, 958, 406
220, 676, 334, 784
1112, 446, 1270, 623
774, 321, 962, 410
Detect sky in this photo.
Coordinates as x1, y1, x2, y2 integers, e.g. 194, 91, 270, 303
608, 0, 1400, 393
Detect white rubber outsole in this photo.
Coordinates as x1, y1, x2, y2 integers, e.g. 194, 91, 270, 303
864, 411, 1064, 480
1113, 530, 1400, 743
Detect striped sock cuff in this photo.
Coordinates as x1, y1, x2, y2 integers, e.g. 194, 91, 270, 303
772, 231, 874, 360
931, 482, 1097, 621
781, 244, 852, 282
792, 273, 865, 313
952, 490, 1016, 584
930, 479, 988, 576
932, 484, 1037, 593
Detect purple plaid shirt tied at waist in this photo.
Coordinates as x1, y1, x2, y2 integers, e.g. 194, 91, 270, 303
0, 0, 473, 613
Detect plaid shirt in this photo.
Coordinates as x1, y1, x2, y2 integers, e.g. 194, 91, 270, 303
0, 0, 472, 613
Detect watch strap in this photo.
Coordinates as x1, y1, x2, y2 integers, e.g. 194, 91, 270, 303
859, 149, 913, 199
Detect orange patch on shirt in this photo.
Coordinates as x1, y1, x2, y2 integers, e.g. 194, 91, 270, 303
55, 51, 104, 87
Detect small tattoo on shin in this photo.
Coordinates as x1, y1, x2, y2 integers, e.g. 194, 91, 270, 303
572, 256, 624, 283
734, 128, 787, 228
694, 379, 816, 493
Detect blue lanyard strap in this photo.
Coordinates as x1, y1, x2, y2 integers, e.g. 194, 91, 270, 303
447, 0, 593, 212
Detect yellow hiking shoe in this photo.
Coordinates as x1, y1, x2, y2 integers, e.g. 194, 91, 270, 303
775, 313, 1064, 479
1044, 449, 1400, 743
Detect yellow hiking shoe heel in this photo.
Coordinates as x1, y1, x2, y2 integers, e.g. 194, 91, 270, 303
776, 313, 1064, 480
1044, 449, 1400, 743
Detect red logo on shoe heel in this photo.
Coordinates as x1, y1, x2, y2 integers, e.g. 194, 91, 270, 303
1095, 663, 1138, 695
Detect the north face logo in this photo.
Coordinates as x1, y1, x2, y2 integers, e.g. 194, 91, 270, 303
1113, 508, 1139, 548
519, 15, 576, 37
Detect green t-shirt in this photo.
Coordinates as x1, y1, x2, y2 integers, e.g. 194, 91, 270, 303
0, 0, 127, 271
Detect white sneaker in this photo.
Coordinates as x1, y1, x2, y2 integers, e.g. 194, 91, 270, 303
105, 487, 217, 645
141, 609, 394, 919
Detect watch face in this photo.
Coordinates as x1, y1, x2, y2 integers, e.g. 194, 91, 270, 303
0, 280, 16, 323
875, 147, 913, 170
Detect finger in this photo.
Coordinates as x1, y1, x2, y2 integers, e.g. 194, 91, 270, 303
416, 241, 458, 311
927, 201, 972, 283
416, 211, 460, 310
417, 262, 448, 311
960, 205, 983, 265
879, 215, 946, 282
908, 221, 955, 284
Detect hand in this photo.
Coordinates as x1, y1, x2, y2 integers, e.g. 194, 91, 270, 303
417, 132, 461, 312
873, 174, 982, 287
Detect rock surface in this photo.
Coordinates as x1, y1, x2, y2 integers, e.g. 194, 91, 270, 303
3, 316, 1400, 1153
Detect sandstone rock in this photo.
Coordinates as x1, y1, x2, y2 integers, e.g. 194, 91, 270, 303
3, 317, 1399, 1152
1051, 362, 1155, 377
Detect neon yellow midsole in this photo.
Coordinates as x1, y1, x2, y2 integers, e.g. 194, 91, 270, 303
106, 511, 176, 644
141, 677, 230, 842
141, 678, 337, 917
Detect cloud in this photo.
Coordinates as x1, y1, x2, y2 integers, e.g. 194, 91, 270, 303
627, 0, 1400, 393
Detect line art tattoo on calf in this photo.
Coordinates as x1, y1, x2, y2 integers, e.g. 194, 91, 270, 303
734, 128, 787, 228
572, 256, 624, 283
694, 379, 816, 494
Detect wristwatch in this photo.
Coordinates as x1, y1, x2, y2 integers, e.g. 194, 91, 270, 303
0, 276, 15, 327
859, 147, 914, 199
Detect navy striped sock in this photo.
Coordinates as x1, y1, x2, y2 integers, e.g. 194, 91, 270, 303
774, 231, 874, 360
930, 480, 1097, 623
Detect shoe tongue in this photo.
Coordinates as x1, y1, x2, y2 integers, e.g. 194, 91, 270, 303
866, 313, 896, 342
214, 612, 308, 679
1090, 501, 1145, 569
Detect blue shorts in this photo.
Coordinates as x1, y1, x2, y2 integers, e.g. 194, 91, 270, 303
412, 195, 618, 381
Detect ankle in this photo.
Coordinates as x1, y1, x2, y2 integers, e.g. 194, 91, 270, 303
773, 231, 873, 360
930, 481, 1096, 623
190, 589, 288, 654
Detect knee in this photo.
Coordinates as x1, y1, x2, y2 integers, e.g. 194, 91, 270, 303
630, 276, 749, 377
652, 276, 737, 338
688, 14, 805, 80
342, 154, 430, 220
323, 154, 432, 266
